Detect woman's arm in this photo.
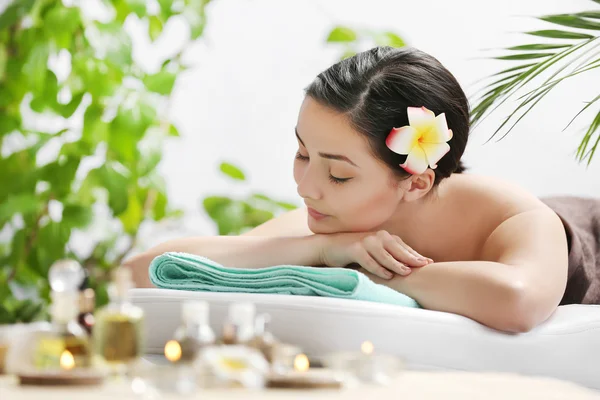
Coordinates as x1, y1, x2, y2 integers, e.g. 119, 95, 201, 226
124, 234, 325, 288
364, 209, 569, 333
124, 208, 318, 287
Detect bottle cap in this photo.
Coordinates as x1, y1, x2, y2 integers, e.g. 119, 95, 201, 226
48, 259, 85, 292
228, 302, 256, 326
255, 313, 271, 335
79, 288, 96, 313
182, 301, 209, 325
51, 291, 79, 322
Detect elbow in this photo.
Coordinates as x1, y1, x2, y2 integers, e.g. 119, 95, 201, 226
495, 281, 550, 334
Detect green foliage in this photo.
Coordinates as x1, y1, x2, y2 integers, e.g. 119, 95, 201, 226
0, 0, 212, 323
471, 1, 600, 165
325, 25, 406, 60
202, 163, 298, 235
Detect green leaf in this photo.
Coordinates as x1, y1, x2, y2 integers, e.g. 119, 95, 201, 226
540, 14, 600, 31
138, 149, 162, 177
94, 22, 133, 69
526, 30, 594, 40
0, 114, 19, 136
143, 71, 176, 95
384, 32, 405, 47
152, 189, 167, 221
507, 43, 571, 51
276, 201, 297, 211
148, 15, 163, 41
168, 123, 180, 137
98, 165, 130, 215
576, 11, 600, 20
58, 92, 85, 118
327, 26, 357, 43
0, 194, 43, 223
495, 53, 555, 60
37, 222, 71, 275
39, 157, 80, 198
23, 43, 50, 95
0, 43, 7, 82
82, 103, 109, 146
62, 204, 93, 228
126, 0, 147, 18
44, 4, 81, 49
219, 162, 246, 180
183, 8, 205, 39
108, 100, 156, 162
0, 0, 35, 30
119, 189, 143, 234
340, 49, 357, 60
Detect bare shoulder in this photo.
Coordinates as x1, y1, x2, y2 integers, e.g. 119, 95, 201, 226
446, 173, 552, 218
242, 207, 313, 237
447, 173, 567, 259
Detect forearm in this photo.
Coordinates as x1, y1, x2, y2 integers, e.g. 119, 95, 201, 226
366, 261, 538, 333
124, 235, 325, 287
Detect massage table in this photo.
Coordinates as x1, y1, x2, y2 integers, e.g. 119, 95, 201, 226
131, 289, 600, 390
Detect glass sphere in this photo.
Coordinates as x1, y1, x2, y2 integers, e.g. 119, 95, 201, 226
48, 259, 85, 292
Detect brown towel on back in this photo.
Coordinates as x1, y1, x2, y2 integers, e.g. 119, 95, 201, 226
542, 196, 600, 305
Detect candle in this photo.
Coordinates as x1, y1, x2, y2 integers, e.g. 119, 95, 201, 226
60, 350, 75, 371
294, 354, 310, 372
164, 340, 182, 363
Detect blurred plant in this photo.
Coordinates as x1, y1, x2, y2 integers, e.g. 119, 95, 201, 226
471, 0, 600, 165
0, 0, 211, 323
202, 162, 298, 235
325, 25, 406, 60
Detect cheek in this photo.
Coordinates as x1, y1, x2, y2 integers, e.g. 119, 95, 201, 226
336, 185, 399, 231
293, 160, 304, 184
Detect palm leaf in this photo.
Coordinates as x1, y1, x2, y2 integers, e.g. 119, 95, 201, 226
471, 38, 594, 130
525, 30, 593, 40
471, 5, 600, 164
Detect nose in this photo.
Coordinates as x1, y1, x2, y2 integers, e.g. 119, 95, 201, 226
296, 166, 322, 201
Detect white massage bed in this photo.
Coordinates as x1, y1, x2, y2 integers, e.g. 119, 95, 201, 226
130, 288, 600, 390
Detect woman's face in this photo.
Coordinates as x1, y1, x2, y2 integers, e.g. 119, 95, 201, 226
293, 97, 404, 234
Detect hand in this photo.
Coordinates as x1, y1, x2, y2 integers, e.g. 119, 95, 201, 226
319, 230, 433, 279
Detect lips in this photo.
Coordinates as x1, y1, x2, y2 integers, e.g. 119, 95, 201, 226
307, 207, 328, 220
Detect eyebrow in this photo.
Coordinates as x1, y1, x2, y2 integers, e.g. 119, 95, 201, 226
295, 128, 359, 167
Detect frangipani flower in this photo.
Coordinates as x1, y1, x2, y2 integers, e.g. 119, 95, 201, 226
385, 106, 453, 175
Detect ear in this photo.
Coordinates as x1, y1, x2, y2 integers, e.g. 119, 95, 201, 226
399, 169, 435, 202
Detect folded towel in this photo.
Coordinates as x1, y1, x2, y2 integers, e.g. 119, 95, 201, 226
149, 252, 420, 308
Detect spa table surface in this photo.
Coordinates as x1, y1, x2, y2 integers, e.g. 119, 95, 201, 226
1, 371, 599, 400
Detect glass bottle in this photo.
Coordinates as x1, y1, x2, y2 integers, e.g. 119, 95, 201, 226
172, 301, 215, 363
221, 302, 256, 345
78, 288, 95, 335
93, 267, 144, 376
23, 259, 91, 372
250, 313, 278, 362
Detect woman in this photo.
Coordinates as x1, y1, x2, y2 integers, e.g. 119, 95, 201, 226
126, 46, 599, 333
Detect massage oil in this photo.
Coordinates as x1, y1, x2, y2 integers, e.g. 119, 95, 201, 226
93, 267, 144, 375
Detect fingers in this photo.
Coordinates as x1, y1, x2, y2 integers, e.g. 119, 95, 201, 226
354, 246, 394, 279
363, 234, 411, 276
392, 235, 433, 265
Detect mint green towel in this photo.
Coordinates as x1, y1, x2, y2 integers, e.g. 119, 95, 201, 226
149, 252, 420, 308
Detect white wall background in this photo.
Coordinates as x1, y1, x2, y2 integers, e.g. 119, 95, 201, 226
95, 0, 600, 250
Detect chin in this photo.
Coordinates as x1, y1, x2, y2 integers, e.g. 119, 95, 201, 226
307, 216, 372, 235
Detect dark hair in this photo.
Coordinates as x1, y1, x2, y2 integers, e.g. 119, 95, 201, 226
305, 46, 469, 185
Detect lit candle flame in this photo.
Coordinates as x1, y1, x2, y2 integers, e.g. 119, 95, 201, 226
164, 340, 182, 362
361, 341, 374, 355
293, 353, 309, 372
60, 350, 75, 370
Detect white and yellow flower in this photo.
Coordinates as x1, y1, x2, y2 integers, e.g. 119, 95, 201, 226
385, 106, 453, 175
